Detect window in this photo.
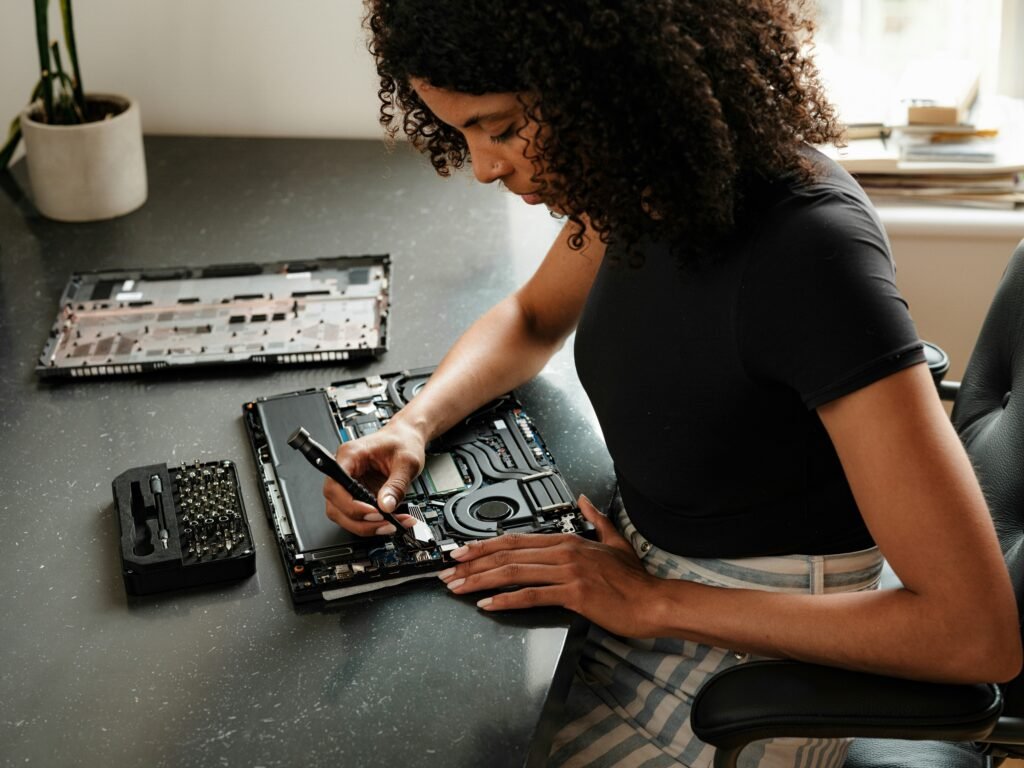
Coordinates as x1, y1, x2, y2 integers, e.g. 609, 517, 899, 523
811, 0, 1012, 125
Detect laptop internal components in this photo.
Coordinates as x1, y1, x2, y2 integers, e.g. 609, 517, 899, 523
243, 368, 593, 602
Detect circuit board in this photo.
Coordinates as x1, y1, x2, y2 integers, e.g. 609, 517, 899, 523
243, 368, 592, 602
38, 256, 390, 378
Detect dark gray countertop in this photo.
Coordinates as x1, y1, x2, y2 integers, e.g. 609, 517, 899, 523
0, 137, 615, 768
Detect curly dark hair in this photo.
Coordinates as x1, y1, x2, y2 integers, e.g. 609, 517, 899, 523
365, 0, 842, 262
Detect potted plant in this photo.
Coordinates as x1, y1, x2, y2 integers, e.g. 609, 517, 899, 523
0, 0, 146, 222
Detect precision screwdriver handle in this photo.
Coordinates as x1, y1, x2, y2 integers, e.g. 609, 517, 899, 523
287, 426, 435, 551
149, 473, 170, 549
287, 426, 411, 538
287, 427, 379, 506
327, 460, 379, 507
345, 476, 379, 508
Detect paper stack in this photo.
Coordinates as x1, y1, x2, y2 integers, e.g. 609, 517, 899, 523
822, 94, 1024, 210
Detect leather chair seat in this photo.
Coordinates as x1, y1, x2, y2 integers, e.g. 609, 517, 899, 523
844, 740, 989, 768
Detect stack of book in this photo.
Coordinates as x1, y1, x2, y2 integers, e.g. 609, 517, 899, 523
822, 59, 1024, 210
825, 121, 1024, 209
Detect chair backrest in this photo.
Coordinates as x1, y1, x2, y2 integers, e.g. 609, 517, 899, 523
950, 237, 1024, 713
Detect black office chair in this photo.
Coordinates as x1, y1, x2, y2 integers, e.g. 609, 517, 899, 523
690, 238, 1024, 768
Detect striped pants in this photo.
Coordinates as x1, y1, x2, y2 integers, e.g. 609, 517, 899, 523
549, 495, 884, 768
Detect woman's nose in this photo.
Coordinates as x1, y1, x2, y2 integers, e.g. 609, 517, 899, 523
470, 147, 511, 185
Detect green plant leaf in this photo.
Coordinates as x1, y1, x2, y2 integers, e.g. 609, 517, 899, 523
49, 41, 83, 123
0, 123, 22, 171
3, 78, 45, 168
5, 115, 21, 140
34, 0, 53, 122
59, 0, 85, 113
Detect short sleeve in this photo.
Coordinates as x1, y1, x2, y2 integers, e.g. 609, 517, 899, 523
738, 187, 925, 409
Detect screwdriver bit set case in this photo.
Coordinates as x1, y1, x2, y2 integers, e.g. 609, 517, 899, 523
113, 460, 256, 595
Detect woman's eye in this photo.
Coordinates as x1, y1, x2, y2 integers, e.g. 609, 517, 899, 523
490, 125, 516, 144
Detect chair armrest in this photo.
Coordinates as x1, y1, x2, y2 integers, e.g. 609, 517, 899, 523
938, 380, 961, 401
691, 660, 1001, 751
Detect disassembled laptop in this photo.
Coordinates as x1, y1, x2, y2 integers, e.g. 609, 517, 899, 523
40, 259, 589, 600
244, 368, 592, 602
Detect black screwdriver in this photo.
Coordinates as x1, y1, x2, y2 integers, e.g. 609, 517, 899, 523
287, 426, 426, 547
149, 474, 169, 550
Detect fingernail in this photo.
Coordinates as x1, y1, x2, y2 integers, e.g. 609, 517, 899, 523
476, 597, 493, 609
401, 517, 418, 528
364, 512, 384, 522
451, 546, 469, 560
374, 524, 397, 536
437, 567, 456, 582
446, 578, 465, 591
381, 493, 397, 513
579, 494, 593, 507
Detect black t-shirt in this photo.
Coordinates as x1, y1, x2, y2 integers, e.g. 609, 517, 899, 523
573, 150, 924, 558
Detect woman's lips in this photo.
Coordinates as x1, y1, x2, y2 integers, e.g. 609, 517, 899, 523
519, 192, 544, 205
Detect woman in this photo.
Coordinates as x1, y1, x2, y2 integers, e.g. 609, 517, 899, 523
325, 1, 1022, 766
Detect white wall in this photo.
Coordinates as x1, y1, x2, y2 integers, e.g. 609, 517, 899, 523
1, 0, 385, 140
880, 207, 1024, 381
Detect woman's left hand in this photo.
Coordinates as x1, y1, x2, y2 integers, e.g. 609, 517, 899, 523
439, 494, 664, 637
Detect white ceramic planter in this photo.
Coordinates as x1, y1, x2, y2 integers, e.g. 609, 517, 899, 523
19, 93, 147, 222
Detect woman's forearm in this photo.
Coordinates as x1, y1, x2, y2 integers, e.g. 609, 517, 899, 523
650, 577, 1017, 684
392, 293, 568, 441
392, 219, 604, 443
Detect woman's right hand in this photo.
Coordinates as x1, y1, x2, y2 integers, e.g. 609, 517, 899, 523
323, 416, 427, 537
